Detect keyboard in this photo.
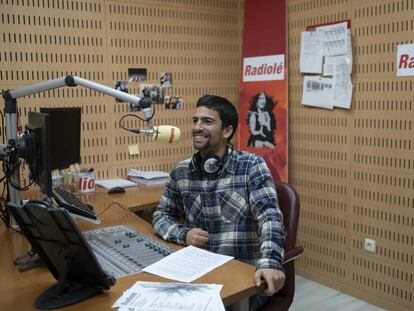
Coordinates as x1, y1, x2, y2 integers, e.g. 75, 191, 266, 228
52, 188, 97, 221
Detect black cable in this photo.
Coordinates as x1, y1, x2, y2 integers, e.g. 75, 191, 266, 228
118, 102, 156, 132
97, 201, 135, 218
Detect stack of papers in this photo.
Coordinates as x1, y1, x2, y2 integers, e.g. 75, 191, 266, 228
112, 246, 232, 311
95, 178, 137, 190
127, 168, 169, 186
113, 281, 225, 311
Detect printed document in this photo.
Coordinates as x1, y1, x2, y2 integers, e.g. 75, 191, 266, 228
316, 21, 348, 56
113, 282, 224, 311
300, 31, 323, 73
302, 75, 334, 109
143, 245, 233, 283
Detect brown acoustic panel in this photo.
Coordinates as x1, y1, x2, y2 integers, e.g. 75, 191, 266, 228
105, 1, 243, 175
0, 0, 243, 187
289, 0, 414, 310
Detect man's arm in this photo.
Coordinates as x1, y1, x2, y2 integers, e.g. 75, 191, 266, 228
152, 173, 190, 245
248, 156, 286, 295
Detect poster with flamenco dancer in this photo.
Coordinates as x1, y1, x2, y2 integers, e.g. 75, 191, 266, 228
237, 0, 288, 182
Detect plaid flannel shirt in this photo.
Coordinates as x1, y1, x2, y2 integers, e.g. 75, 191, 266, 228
152, 150, 285, 271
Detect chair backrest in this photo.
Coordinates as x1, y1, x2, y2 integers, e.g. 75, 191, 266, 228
274, 180, 300, 252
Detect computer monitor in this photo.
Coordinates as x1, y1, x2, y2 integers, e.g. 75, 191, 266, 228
8, 201, 115, 309
24, 109, 96, 221
39, 107, 81, 170
25, 111, 53, 196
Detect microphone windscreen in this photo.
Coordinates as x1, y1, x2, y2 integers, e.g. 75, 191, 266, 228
153, 125, 181, 144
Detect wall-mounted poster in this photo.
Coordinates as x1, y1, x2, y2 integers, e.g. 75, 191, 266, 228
238, 0, 287, 182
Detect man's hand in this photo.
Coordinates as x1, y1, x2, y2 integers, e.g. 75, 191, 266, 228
186, 228, 209, 248
254, 268, 286, 296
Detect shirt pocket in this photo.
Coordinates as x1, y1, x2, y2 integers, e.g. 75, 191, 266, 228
219, 190, 249, 224
182, 193, 204, 226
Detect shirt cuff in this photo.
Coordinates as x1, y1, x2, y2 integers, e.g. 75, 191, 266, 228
177, 227, 191, 245
256, 258, 285, 273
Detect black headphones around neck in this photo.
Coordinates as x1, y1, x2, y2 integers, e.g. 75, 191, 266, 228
191, 145, 233, 175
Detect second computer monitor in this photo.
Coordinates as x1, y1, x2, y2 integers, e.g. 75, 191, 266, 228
40, 107, 81, 171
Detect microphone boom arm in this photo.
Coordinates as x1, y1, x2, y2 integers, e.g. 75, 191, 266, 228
2, 75, 152, 224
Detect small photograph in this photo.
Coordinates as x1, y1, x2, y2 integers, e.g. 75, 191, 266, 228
129, 94, 143, 112
139, 84, 162, 104
128, 68, 147, 82
160, 72, 173, 88
114, 81, 128, 102
164, 96, 183, 110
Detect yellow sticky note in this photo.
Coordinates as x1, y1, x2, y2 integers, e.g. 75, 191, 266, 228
128, 144, 140, 155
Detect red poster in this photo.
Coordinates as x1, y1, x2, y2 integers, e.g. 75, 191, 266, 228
238, 0, 287, 182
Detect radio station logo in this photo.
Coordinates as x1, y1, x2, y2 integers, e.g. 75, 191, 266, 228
243, 55, 285, 82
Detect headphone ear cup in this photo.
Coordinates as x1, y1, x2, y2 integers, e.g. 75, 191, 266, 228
201, 155, 221, 174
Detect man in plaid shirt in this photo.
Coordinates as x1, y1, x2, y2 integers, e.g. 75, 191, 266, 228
152, 95, 285, 309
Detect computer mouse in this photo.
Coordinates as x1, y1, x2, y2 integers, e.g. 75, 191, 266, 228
108, 187, 126, 194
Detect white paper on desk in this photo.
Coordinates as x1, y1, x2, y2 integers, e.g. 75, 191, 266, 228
142, 245, 233, 283
95, 179, 137, 189
302, 76, 334, 109
300, 31, 323, 73
316, 22, 348, 56
113, 281, 224, 311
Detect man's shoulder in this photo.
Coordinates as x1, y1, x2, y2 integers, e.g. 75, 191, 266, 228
233, 150, 264, 163
227, 150, 265, 172
170, 157, 192, 177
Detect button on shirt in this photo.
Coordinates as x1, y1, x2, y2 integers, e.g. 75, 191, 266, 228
152, 150, 285, 271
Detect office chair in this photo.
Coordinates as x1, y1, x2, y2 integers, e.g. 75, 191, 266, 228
259, 180, 304, 311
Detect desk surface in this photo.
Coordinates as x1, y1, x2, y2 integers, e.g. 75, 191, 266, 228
95, 184, 165, 212
1, 191, 258, 310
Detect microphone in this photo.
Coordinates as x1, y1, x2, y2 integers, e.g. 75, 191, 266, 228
130, 125, 181, 144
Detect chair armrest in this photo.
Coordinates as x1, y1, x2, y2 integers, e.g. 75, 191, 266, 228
283, 246, 304, 264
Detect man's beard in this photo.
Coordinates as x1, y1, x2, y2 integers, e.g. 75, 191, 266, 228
193, 132, 210, 151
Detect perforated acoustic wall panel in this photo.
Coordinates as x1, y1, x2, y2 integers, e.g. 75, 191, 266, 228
288, 1, 413, 310
0, 0, 244, 184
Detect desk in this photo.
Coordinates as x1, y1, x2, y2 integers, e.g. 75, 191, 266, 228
95, 185, 165, 212
0, 192, 258, 310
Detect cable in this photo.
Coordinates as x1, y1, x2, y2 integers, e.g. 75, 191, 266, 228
118, 102, 156, 132
96, 200, 134, 217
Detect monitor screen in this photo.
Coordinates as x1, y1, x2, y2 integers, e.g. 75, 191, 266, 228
39, 107, 81, 171
26, 111, 52, 196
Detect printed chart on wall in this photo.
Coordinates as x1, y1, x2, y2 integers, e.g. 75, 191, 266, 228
238, 0, 287, 182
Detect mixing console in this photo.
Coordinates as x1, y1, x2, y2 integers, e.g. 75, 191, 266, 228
83, 225, 175, 278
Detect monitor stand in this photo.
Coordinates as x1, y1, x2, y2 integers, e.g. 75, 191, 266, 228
36, 257, 102, 309
8, 201, 115, 310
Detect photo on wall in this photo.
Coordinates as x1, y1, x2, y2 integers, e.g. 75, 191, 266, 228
139, 84, 162, 104
114, 81, 128, 102
128, 68, 147, 82
160, 72, 173, 88
164, 96, 183, 110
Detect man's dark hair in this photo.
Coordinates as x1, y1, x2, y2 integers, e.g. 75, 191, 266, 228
196, 95, 238, 142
